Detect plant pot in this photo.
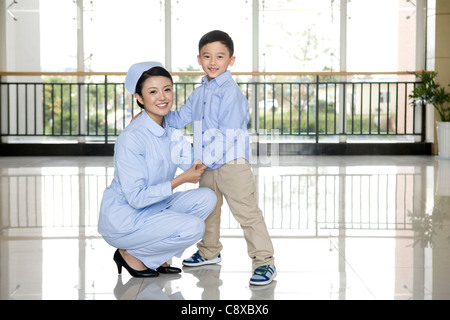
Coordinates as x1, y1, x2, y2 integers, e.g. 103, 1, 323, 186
436, 121, 450, 159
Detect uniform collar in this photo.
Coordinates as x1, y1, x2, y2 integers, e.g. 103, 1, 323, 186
141, 111, 166, 137
201, 70, 232, 87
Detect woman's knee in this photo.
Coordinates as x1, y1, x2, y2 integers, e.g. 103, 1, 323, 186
197, 187, 217, 214
182, 215, 205, 242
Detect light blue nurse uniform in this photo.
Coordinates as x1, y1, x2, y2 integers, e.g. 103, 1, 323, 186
98, 111, 217, 270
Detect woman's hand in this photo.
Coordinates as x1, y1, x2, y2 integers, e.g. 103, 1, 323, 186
170, 160, 207, 190
185, 161, 207, 183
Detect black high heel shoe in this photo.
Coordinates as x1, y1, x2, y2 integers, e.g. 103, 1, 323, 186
113, 249, 159, 278
157, 265, 182, 274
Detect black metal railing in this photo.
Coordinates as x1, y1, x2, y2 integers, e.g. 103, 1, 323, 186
0, 72, 424, 144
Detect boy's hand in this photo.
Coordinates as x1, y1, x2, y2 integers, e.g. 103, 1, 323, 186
194, 161, 207, 172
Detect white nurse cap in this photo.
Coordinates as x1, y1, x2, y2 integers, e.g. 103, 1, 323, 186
125, 61, 166, 94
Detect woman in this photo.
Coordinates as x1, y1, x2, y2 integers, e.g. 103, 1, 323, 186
98, 61, 217, 277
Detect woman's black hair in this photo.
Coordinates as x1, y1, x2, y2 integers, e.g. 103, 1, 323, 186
135, 66, 173, 109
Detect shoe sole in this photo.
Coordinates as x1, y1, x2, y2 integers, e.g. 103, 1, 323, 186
182, 256, 222, 267
249, 270, 277, 286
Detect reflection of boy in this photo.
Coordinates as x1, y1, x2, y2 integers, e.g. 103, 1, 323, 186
165, 30, 276, 286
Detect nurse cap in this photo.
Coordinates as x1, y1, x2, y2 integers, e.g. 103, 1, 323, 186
125, 61, 166, 94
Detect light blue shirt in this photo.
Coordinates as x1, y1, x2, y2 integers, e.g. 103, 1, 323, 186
98, 111, 193, 237
165, 70, 251, 170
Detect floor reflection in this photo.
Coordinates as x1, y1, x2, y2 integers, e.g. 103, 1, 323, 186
114, 274, 184, 300
0, 155, 449, 300
183, 265, 223, 300
112, 263, 277, 301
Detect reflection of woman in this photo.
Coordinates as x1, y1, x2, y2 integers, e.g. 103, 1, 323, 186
98, 61, 216, 277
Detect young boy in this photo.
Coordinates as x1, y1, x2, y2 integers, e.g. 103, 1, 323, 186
165, 30, 276, 286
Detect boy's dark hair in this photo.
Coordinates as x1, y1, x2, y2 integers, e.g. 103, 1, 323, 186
135, 66, 173, 109
198, 30, 234, 57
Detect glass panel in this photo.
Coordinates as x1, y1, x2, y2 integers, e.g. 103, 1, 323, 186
347, 0, 416, 72
83, 0, 165, 71
171, 0, 252, 72
259, 0, 340, 72
40, 0, 78, 71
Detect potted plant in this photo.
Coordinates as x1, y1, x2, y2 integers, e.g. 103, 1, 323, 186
409, 71, 450, 159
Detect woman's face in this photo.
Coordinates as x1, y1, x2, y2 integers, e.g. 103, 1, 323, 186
135, 76, 173, 125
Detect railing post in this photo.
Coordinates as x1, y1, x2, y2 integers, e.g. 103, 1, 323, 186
78, 81, 86, 143
339, 82, 347, 142
315, 75, 320, 143
104, 75, 108, 144
339, 0, 348, 144
251, 81, 260, 157
77, 0, 86, 144
252, 82, 259, 136
421, 100, 426, 142
0, 75, 2, 144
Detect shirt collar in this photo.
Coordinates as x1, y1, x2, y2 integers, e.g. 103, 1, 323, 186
201, 70, 232, 87
141, 111, 166, 137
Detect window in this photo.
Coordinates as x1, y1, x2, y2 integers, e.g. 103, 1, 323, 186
83, 0, 165, 72
7, 0, 420, 73
346, 0, 416, 72
379, 91, 392, 104
171, 0, 252, 72
40, 0, 78, 71
259, 0, 340, 72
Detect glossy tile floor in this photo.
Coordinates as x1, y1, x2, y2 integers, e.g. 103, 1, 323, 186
1, 154, 449, 300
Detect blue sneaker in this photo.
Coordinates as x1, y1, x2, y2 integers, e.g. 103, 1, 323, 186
249, 265, 277, 286
182, 250, 222, 267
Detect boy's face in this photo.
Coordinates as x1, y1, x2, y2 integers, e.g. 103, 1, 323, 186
197, 41, 235, 80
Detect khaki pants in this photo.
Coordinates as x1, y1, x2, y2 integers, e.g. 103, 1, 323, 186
197, 159, 275, 270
